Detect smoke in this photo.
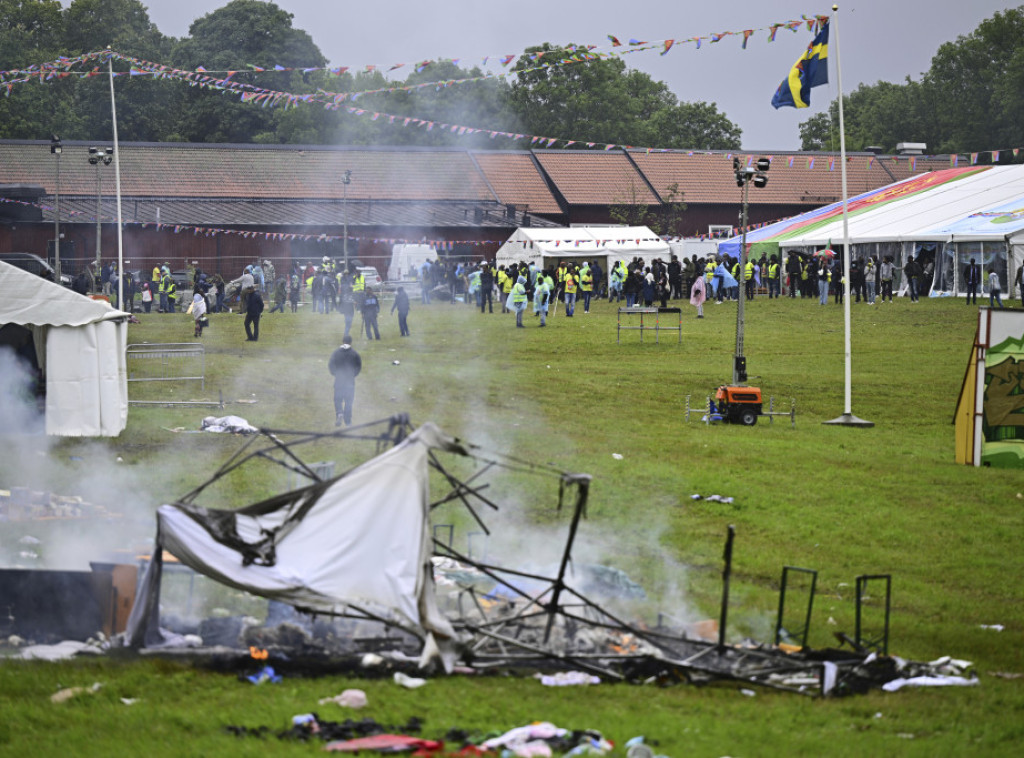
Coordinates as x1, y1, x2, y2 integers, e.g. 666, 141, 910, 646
0, 346, 45, 435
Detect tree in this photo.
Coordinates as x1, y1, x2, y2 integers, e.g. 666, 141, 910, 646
169, 0, 327, 143
609, 181, 686, 235
799, 6, 1024, 156
924, 6, 1024, 153
62, 0, 178, 142
509, 43, 740, 150
0, 0, 78, 139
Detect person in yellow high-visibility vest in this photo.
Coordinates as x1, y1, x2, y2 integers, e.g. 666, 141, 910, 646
579, 264, 594, 313
351, 269, 365, 310
563, 266, 578, 317
768, 255, 780, 299
744, 259, 756, 300
509, 274, 528, 328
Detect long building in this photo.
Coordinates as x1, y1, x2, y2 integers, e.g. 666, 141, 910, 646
0, 139, 946, 280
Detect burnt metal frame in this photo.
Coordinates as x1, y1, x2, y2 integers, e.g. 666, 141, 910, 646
855, 574, 892, 655
775, 566, 819, 648
146, 415, 892, 695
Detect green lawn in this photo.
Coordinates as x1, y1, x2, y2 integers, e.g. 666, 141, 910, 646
1, 292, 1022, 757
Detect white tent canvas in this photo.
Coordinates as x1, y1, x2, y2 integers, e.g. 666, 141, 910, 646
0, 260, 129, 436
719, 166, 1024, 296
126, 423, 463, 667
495, 226, 669, 282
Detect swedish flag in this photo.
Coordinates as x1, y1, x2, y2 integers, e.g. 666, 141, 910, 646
771, 22, 829, 109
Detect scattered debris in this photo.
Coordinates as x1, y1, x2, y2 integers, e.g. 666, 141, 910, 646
690, 494, 735, 504
612, 453, 623, 460
536, 671, 601, 687
50, 682, 101, 703
394, 672, 427, 689
246, 665, 282, 685
201, 415, 258, 434
979, 624, 1004, 632
319, 690, 368, 709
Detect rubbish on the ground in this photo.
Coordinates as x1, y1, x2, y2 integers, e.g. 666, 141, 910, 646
319, 690, 368, 708
689, 494, 735, 503
50, 682, 101, 703
482, 723, 568, 750
988, 671, 1022, 679
360, 653, 384, 667
979, 624, 1005, 631
120, 697, 138, 706
882, 674, 979, 692
246, 665, 281, 684
19, 640, 94, 661
17, 535, 40, 545
612, 453, 623, 460
324, 734, 443, 753
537, 671, 601, 686
392, 360, 400, 365
740, 688, 756, 697
394, 671, 427, 689
201, 415, 258, 434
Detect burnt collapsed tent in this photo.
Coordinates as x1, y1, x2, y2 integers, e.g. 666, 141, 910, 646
122, 417, 976, 696
0, 260, 129, 436
718, 165, 1024, 297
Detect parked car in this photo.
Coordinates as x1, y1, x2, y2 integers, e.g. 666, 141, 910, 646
0, 252, 72, 287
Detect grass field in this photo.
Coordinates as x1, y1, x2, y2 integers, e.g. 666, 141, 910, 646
1, 291, 1022, 757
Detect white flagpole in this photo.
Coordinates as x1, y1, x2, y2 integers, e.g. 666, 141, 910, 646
825, 5, 873, 427
109, 53, 125, 314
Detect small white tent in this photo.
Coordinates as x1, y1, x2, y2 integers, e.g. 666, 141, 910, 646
0, 260, 129, 436
494, 226, 670, 281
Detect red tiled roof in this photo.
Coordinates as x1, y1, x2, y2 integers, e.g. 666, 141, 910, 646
628, 151, 952, 206
472, 152, 562, 215
0, 143, 499, 202
533, 151, 660, 205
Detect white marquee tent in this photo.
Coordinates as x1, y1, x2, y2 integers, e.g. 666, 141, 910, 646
0, 260, 129, 436
495, 226, 670, 278
719, 165, 1024, 297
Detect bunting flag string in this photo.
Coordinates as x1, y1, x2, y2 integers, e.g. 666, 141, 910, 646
0, 12, 830, 97
3, 39, 1023, 173
0, 195, 795, 249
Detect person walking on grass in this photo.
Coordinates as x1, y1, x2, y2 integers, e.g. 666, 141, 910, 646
244, 287, 263, 342
989, 269, 1005, 309
391, 286, 411, 336
362, 286, 381, 340
328, 336, 362, 427
191, 291, 207, 338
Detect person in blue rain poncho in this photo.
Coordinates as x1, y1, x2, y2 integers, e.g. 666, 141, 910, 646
507, 275, 528, 328
713, 262, 738, 304
533, 270, 552, 327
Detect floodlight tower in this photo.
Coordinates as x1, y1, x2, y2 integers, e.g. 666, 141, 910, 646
88, 146, 114, 275
731, 157, 770, 385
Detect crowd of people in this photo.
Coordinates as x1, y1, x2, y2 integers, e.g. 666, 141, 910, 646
71, 249, 1023, 340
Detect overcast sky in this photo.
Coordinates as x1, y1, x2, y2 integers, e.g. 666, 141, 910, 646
134, 0, 1015, 151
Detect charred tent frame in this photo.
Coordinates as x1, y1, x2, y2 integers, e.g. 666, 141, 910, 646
129, 416, 910, 696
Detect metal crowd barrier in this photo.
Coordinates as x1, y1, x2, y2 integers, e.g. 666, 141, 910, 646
126, 342, 206, 392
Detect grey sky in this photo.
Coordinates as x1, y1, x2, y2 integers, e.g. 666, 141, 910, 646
135, 0, 1015, 151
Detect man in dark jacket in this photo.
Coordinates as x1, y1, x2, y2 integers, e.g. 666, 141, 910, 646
244, 287, 264, 341
328, 336, 362, 427
362, 286, 381, 340
964, 258, 981, 305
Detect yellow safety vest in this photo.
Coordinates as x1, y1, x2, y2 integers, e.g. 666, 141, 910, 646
565, 275, 577, 294
769, 263, 779, 279
581, 271, 593, 291
511, 283, 527, 303
352, 273, 365, 292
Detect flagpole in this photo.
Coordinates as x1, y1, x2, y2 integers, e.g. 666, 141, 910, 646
109, 53, 125, 314
825, 4, 873, 427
